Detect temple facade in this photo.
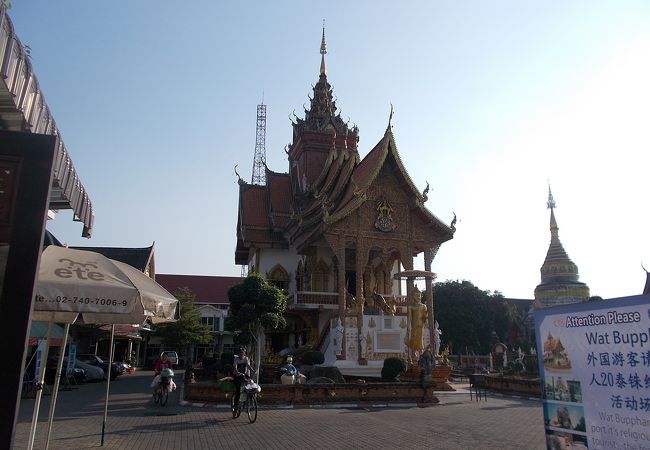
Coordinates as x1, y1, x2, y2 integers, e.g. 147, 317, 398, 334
534, 187, 590, 308
235, 30, 454, 375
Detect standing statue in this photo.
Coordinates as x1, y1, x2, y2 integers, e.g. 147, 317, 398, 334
407, 286, 428, 360
433, 320, 442, 356
358, 328, 368, 359
332, 317, 344, 356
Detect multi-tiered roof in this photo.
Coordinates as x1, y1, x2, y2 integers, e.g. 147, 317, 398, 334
235, 29, 453, 264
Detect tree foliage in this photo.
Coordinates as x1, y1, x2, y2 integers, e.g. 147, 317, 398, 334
225, 273, 287, 345
431, 280, 513, 355
153, 287, 212, 349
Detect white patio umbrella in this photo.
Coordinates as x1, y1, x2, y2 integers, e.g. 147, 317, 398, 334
28, 246, 179, 449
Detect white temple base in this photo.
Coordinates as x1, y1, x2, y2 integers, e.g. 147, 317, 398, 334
333, 360, 384, 378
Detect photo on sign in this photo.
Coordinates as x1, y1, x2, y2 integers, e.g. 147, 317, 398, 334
543, 376, 582, 403
544, 402, 587, 433
543, 331, 572, 370
545, 429, 588, 449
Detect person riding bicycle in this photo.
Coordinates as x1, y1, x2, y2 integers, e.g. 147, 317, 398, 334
232, 347, 253, 410
154, 353, 174, 374
151, 353, 176, 393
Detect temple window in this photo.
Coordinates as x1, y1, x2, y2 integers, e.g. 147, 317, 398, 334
267, 264, 289, 292
296, 261, 305, 291
312, 259, 330, 292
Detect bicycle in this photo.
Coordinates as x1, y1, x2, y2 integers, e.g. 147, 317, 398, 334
230, 377, 260, 423
153, 369, 174, 406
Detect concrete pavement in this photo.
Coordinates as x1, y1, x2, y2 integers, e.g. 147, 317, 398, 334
13, 371, 546, 450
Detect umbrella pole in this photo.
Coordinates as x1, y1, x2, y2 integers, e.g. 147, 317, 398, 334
100, 324, 115, 446
27, 320, 53, 450
44, 323, 69, 450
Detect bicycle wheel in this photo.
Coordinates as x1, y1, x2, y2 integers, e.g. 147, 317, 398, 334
160, 385, 169, 406
153, 388, 161, 405
230, 393, 241, 419
246, 394, 258, 423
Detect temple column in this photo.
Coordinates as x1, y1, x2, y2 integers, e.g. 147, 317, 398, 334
337, 239, 346, 360
424, 247, 435, 354
383, 254, 394, 296
403, 245, 414, 297
356, 244, 368, 364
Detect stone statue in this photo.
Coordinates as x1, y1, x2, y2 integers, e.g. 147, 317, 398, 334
407, 286, 428, 359
433, 320, 442, 356
332, 317, 344, 356
418, 345, 434, 386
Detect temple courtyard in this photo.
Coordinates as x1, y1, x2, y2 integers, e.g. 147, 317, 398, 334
14, 371, 545, 449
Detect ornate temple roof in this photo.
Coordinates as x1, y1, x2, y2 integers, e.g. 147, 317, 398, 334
534, 187, 590, 308
328, 126, 453, 240
236, 27, 453, 262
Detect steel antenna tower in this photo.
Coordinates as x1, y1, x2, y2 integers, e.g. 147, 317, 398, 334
251, 101, 267, 185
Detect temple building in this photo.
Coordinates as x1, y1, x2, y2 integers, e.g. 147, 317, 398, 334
235, 29, 455, 375
534, 187, 590, 308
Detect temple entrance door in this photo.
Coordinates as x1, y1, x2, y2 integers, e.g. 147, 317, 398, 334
345, 271, 356, 296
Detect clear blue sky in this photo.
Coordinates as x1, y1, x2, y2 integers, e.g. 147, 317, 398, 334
10, 1, 650, 299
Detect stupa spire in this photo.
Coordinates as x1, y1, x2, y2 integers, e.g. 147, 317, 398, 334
534, 185, 590, 308
320, 21, 327, 76
547, 184, 559, 241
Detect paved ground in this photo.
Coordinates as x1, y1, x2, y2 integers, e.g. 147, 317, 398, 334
13, 371, 546, 450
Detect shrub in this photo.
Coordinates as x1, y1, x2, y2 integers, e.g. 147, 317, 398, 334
381, 357, 407, 381
504, 360, 525, 376
301, 351, 325, 365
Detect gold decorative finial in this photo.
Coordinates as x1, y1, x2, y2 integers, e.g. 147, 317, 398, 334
388, 103, 394, 130
320, 20, 327, 75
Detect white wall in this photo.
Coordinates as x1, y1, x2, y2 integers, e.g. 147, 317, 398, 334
256, 247, 299, 293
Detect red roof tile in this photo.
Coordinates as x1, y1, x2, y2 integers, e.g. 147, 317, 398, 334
155, 274, 244, 305
268, 172, 291, 214
241, 186, 269, 227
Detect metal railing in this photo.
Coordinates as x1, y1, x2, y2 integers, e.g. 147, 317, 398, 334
291, 291, 339, 305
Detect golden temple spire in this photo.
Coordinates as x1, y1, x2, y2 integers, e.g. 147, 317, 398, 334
534, 184, 590, 308
320, 20, 327, 76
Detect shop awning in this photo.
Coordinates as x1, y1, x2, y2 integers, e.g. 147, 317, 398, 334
0, 6, 93, 237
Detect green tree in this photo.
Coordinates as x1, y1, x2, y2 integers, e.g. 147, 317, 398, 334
153, 287, 212, 365
431, 280, 511, 355
226, 273, 287, 378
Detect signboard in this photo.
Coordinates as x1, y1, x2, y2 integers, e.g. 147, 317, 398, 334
34, 339, 47, 383
66, 343, 76, 375
534, 295, 650, 450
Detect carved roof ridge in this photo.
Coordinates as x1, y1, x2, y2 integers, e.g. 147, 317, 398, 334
311, 145, 339, 194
